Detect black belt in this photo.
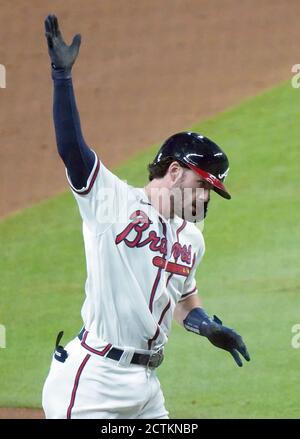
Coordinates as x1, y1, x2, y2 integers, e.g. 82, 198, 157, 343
78, 328, 164, 368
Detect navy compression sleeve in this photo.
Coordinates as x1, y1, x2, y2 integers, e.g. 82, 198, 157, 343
52, 69, 95, 190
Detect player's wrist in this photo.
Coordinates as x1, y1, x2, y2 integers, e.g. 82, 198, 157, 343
183, 307, 213, 337
51, 65, 72, 80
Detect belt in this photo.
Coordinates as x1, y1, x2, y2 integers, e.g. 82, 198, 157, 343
78, 328, 164, 368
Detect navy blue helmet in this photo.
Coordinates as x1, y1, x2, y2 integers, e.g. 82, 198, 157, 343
152, 132, 231, 199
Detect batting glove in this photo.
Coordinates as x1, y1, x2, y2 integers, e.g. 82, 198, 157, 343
44, 14, 81, 75
183, 308, 250, 367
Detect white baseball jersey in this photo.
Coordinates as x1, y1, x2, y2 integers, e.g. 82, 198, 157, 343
66, 151, 205, 353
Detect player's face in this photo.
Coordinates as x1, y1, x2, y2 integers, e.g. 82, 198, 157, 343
173, 169, 212, 222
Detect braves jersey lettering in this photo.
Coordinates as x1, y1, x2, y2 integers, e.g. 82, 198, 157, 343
65, 153, 205, 351
115, 210, 168, 255
171, 243, 191, 264
116, 211, 192, 265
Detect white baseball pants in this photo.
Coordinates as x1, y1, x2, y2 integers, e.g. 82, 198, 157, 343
42, 337, 169, 419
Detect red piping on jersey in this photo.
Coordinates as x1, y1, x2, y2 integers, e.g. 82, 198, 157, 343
176, 220, 187, 240
80, 330, 112, 356
148, 218, 167, 314
148, 299, 171, 350
166, 272, 173, 287
149, 269, 163, 314
67, 354, 90, 419
178, 252, 197, 300
71, 158, 100, 195
166, 220, 187, 286
179, 286, 197, 301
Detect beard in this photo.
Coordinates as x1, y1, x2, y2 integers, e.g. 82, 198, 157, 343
170, 183, 210, 222
177, 199, 203, 222
181, 206, 204, 222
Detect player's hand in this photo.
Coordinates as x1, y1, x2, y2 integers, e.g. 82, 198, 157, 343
204, 315, 250, 367
44, 14, 81, 72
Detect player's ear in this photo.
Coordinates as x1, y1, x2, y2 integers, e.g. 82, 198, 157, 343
168, 161, 183, 184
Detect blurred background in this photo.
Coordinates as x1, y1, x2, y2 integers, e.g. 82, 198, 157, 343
1, 0, 300, 218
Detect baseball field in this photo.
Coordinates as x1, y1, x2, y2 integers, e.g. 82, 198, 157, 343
1, 0, 300, 419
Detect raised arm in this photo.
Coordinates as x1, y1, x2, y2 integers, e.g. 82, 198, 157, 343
44, 14, 95, 190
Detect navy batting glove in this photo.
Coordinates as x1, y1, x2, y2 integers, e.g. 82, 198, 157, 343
183, 308, 250, 367
44, 14, 81, 76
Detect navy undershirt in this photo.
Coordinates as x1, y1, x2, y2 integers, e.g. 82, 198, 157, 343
52, 69, 95, 190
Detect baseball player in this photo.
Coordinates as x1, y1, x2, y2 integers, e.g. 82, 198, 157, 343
42, 15, 250, 419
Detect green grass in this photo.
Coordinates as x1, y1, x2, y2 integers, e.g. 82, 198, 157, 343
0, 80, 300, 417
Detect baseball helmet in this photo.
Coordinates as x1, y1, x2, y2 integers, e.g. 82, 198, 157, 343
152, 132, 231, 199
